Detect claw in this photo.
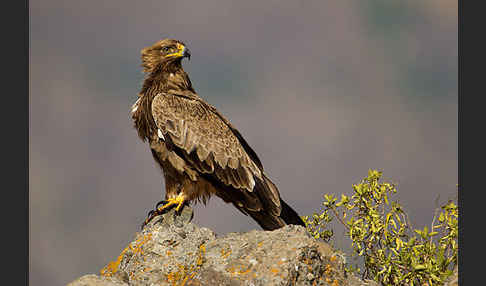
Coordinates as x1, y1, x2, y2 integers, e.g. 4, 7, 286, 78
141, 209, 160, 230
147, 209, 155, 217
141, 194, 187, 229
156, 200, 168, 209
141, 214, 152, 230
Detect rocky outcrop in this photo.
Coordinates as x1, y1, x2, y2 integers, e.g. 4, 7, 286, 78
443, 266, 458, 286
68, 206, 379, 286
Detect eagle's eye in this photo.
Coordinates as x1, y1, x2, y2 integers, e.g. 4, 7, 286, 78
161, 46, 171, 53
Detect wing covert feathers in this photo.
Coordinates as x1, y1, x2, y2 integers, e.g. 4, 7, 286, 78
151, 93, 264, 193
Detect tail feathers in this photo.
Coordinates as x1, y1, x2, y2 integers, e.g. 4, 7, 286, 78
245, 198, 305, 230
279, 199, 305, 227
248, 174, 305, 230
213, 171, 305, 231
246, 210, 286, 230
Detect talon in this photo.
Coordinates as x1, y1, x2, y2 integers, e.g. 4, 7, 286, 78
141, 215, 152, 230
156, 200, 168, 209
141, 209, 159, 230
140, 194, 187, 229
147, 209, 155, 218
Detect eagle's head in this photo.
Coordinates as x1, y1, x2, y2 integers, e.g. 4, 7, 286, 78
141, 38, 191, 74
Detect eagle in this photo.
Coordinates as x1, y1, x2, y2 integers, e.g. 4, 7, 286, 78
131, 38, 305, 230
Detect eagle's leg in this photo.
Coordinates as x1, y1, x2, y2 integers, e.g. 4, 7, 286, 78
141, 193, 188, 229
157, 193, 187, 212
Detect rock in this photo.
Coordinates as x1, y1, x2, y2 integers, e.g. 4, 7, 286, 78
443, 266, 458, 286
68, 206, 378, 286
67, 275, 127, 286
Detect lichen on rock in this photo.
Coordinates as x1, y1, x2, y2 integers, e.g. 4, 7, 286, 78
68, 206, 379, 286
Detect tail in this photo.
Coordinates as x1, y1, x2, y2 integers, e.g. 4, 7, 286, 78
246, 175, 306, 231
245, 198, 305, 231
211, 171, 306, 231
279, 199, 306, 227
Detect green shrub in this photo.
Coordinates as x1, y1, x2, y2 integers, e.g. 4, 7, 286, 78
302, 169, 458, 286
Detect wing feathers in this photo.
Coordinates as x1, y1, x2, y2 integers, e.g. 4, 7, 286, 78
152, 93, 263, 193
228, 157, 239, 169
151, 92, 282, 219
183, 128, 197, 153
214, 151, 228, 169
196, 145, 210, 162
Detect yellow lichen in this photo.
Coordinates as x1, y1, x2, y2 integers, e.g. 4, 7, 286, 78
100, 245, 130, 277
100, 233, 152, 277
226, 263, 252, 276
325, 264, 332, 276
220, 247, 232, 259
196, 244, 205, 266
166, 243, 206, 286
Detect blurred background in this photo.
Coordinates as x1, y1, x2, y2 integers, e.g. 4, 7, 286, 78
29, 0, 457, 285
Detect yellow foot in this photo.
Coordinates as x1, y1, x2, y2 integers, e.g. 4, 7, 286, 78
157, 194, 186, 212
141, 194, 187, 229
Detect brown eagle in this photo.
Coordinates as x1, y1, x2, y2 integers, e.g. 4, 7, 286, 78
131, 38, 305, 230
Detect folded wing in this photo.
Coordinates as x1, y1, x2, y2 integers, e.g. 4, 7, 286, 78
152, 93, 281, 216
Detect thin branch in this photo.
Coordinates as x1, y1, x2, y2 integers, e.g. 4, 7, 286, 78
329, 206, 350, 231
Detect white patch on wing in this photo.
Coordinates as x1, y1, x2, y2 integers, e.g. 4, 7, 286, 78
248, 176, 255, 191
158, 129, 165, 140
131, 98, 140, 114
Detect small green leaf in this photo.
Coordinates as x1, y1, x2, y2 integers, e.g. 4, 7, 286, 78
414, 264, 426, 271
430, 273, 441, 281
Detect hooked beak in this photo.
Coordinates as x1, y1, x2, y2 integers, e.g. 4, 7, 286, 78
183, 47, 191, 60
165, 43, 191, 60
